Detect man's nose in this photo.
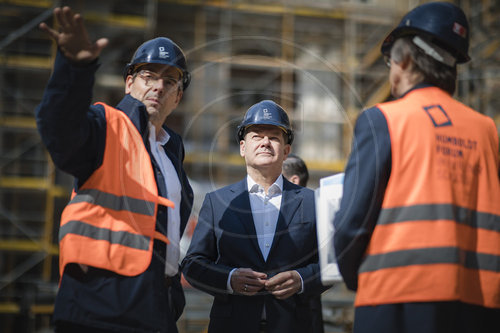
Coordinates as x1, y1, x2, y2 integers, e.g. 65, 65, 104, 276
151, 78, 164, 91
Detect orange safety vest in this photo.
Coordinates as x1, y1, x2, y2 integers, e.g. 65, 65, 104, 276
356, 87, 500, 308
58, 102, 174, 277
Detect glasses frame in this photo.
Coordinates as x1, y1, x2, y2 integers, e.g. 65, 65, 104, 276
135, 69, 181, 91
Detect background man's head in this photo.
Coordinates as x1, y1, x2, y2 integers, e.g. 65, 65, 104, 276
282, 154, 309, 187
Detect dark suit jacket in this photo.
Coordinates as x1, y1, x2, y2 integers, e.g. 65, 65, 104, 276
182, 177, 325, 333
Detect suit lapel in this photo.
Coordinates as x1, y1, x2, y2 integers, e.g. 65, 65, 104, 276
268, 179, 302, 261
230, 179, 266, 265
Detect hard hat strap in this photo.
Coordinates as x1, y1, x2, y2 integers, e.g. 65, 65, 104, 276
412, 36, 456, 67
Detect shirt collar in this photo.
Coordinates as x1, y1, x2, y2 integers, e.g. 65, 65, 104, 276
247, 174, 283, 195
149, 122, 170, 146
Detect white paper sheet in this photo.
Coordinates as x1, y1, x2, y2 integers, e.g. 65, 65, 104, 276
315, 173, 344, 285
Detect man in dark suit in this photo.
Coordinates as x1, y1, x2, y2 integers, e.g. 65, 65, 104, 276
182, 100, 325, 333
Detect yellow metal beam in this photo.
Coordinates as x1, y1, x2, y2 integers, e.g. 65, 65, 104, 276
0, 239, 58, 255
481, 39, 500, 59
0, 302, 20, 314
0, 176, 69, 196
0, 302, 54, 315
360, 40, 383, 69
292, 6, 345, 20
202, 52, 347, 73
184, 152, 245, 167
48, 185, 69, 197
203, 54, 285, 69
31, 304, 54, 314
0, 0, 52, 8
84, 12, 148, 29
0, 176, 50, 189
0, 55, 52, 70
307, 159, 345, 173
0, 116, 37, 129
159, 0, 346, 19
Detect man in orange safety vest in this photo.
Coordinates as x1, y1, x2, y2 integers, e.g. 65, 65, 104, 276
333, 2, 500, 333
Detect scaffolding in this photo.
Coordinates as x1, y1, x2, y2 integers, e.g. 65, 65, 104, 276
0, 0, 499, 332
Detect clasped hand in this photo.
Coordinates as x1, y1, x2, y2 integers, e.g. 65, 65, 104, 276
230, 268, 301, 300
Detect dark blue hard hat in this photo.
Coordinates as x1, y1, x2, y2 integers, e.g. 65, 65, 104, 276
237, 100, 294, 144
124, 37, 191, 90
381, 2, 470, 64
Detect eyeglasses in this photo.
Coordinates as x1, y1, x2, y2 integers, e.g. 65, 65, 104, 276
136, 70, 180, 90
384, 55, 391, 68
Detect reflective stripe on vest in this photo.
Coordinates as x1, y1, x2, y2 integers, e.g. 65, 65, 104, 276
58, 102, 173, 277
60, 220, 150, 251
69, 188, 156, 216
361, 203, 500, 274
378, 203, 500, 231
360, 246, 500, 273
356, 87, 500, 308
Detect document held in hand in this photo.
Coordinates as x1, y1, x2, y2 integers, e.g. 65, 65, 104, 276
315, 173, 344, 285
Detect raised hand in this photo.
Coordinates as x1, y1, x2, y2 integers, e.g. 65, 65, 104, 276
39, 6, 108, 64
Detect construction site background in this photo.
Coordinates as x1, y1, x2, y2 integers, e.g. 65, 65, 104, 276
1, 0, 498, 332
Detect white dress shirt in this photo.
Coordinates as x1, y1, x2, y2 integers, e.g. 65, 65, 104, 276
227, 175, 303, 294
148, 123, 182, 276
247, 174, 283, 261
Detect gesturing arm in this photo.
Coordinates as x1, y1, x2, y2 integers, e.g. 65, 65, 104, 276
35, 6, 109, 183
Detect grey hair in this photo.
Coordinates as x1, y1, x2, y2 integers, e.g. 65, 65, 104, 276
390, 36, 457, 95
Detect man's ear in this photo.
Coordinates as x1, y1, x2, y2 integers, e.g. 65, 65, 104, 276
399, 53, 412, 70
239, 140, 246, 157
283, 144, 291, 158
290, 175, 300, 185
175, 88, 183, 105
125, 75, 133, 94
